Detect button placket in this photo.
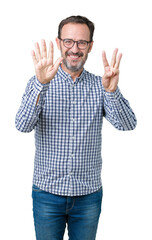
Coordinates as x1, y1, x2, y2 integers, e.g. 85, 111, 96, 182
68, 82, 76, 194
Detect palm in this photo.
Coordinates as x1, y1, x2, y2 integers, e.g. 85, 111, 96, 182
31, 40, 63, 84
102, 48, 122, 92
35, 58, 56, 83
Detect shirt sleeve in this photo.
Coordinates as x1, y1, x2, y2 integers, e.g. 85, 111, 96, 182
102, 84, 137, 131
15, 75, 50, 132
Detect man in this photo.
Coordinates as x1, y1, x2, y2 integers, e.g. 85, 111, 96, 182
15, 15, 137, 240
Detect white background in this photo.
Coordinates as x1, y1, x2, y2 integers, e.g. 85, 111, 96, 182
0, 0, 152, 239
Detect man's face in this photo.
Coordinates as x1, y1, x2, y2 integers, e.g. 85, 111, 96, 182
56, 23, 93, 73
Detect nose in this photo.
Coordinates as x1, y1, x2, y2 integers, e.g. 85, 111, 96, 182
70, 41, 79, 53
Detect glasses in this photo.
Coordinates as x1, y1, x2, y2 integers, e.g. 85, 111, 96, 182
58, 38, 91, 50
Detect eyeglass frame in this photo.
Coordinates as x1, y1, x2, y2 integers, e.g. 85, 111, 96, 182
58, 37, 92, 50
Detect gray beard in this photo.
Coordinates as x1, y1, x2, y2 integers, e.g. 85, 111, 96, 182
62, 58, 86, 72
61, 47, 89, 72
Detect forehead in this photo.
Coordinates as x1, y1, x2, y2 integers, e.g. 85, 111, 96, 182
61, 23, 90, 40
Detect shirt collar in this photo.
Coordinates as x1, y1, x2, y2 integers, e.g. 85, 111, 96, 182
57, 64, 86, 83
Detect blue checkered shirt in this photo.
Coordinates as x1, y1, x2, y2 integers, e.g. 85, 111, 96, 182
15, 65, 137, 196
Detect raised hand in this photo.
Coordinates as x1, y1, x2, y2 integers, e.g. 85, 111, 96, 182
31, 40, 63, 84
102, 48, 122, 92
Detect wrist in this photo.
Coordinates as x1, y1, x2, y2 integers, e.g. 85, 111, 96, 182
104, 86, 117, 93
36, 76, 50, 86
103, 87, 122, 101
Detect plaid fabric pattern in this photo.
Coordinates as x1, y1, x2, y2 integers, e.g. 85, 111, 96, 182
15, 65, 137, 196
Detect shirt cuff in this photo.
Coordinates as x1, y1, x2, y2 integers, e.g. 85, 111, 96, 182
103, 87, 122, 101
33, 75, 50, 94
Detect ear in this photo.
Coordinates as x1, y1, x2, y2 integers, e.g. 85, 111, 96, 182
56, 37, 61, 50
88, 41, 94, 53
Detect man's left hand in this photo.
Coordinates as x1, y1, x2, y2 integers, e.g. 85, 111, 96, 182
102, 48, 122, 92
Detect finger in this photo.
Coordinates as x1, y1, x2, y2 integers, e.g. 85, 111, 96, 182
48, 57, 63, 77
102, 51, 109, 68
111, 48, 118, 67
53, 57, 63, 71
48, 41, 54, 65
115, 53, 122, 69
41, 39, 47, 58
34, 42, 41, 61
31, 50, 38, 65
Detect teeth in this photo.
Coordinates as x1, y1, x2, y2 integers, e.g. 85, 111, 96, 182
69, 55, 79, 58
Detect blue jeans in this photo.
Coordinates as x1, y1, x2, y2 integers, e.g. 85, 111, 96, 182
32, 184, 103, 240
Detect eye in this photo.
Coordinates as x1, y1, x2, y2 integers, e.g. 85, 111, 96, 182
64, 39, 73, 46
78, 41, 87, 47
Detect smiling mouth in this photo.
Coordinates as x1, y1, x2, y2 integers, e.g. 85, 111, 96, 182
68, 54, 81, 60
66, 51, 83, 60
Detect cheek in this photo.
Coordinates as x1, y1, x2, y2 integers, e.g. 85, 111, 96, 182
82, 50, 89, 58
60, 49, 67, 58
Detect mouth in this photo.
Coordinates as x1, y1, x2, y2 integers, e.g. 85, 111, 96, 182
68, 54, 80, 60
66, 51, 83, 61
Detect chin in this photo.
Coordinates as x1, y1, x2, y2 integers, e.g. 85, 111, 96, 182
63, 59, 84, 72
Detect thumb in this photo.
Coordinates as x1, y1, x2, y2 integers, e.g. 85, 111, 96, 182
104, 71, 113, 79
113, 69, 119, 75
54, 57, 63, 71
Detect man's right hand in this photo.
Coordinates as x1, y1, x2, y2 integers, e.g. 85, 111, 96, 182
31, 39, 63, 84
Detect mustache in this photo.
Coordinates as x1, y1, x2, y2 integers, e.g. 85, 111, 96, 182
65, 51, 84, 57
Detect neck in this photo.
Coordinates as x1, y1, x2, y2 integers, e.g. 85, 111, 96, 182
61, 63, 83, 81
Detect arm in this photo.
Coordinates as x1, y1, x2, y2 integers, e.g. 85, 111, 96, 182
15, 77, 49, 132
101, 48, 137, 130
102, 86, 137, 130
15, 39, 63, 132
